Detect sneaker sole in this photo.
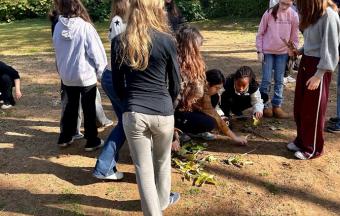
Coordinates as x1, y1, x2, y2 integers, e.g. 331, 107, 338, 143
93, 174, 124, 181
84, 140, 105, 152
326, 128, 340, 133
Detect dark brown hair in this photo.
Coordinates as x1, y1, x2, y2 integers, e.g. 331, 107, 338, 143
296, 0, 337, 30
110, 0, 130, 21
56, 0, 92, 23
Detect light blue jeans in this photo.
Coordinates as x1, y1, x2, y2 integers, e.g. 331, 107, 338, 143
260, 54, 288, 108
93, 69, 126, 177
336, 66, 340, 128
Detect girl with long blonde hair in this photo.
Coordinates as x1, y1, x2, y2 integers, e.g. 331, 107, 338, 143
111, 0, 181, 214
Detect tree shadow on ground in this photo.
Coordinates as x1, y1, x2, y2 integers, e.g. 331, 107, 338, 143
0, 117, 135, 186
0, 189, 141, 215
206, 165, 340, 214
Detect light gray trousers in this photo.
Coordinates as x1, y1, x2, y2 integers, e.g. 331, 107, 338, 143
123, 112, 174, 216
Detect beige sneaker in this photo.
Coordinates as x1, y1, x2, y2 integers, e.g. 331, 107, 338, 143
273, 107, 289, 119
263, 108, 273, 118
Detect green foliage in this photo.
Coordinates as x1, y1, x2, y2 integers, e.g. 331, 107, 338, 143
177, 0, 268, 21
177, 0, 206, 21
0, 0, 51, 22
172, 141, 217, 187
0, 0, 112, 22
83, 0, 111, 22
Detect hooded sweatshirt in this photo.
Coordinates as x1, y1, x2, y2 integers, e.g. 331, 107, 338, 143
53, 16, 107, 87
256, 7, 299, 55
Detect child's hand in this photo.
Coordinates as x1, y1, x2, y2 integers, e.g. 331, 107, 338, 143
306, 75, 321, 90
15, 90, 22, 100
234, 136, 248, 146
254, 112, 263, 120
257, 52, 264, 62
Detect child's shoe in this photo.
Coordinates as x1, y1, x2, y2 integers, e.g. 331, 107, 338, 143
1, 104, 12, 109
326, 124, 340, 133
273, 107, 289, 119
287, 142, 301, 152
85, 139, 104, 152
263, 108, 273, 118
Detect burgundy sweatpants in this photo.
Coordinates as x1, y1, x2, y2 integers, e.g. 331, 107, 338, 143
294, 55, 332, 158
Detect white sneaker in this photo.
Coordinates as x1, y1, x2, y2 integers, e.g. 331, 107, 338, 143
294, 151, 311, 160
93, 171, 124, 180
286, 75, 296, 83
287, 142, 301, 152
1, 104, 12, 109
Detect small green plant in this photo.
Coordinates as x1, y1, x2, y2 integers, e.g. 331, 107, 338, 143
172, 141, 217, 187
222, 155, 254, 168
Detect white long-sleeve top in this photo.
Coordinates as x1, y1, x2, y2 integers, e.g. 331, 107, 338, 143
53, 16, 107, 86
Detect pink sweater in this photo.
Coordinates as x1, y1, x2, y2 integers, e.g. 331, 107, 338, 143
256, 7, 299, 54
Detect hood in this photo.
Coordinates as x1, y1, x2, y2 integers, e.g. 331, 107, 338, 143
58, 16, 82, 40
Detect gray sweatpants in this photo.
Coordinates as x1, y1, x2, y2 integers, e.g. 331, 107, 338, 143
123, 112, 174, 216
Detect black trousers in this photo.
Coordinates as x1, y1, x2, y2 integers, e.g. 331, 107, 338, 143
174, 94, 221, 134
59, 84, 98, 144
0, 73, 15, 105
220, 92, 269, 117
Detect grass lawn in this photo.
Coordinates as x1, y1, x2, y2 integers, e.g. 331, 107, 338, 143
0, 18, 339, 216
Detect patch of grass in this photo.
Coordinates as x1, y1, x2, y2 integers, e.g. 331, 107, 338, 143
185, 187, 201, 196
264, 182, 280, 195
259, 171, 269, 177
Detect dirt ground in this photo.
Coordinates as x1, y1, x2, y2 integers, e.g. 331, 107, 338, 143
0, 18, 339, 216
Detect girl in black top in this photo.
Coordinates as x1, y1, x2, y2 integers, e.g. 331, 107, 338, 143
220, 66, 268, 120
0, 61, 22, 109
111, 0, 181, 214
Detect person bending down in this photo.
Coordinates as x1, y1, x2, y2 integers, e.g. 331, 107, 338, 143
0, 61, 22, 109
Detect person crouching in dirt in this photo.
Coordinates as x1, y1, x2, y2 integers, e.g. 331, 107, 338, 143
220, 66, 268, 123
0, 61, 22, 109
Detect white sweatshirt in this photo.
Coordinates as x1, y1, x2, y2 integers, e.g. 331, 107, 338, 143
53, 16, 107, 87
108, 15, 127, 41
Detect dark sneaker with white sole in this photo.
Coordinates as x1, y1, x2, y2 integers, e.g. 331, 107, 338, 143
326, 124, 340, 133
84, 139, 104, 152
57, 137, 74, 147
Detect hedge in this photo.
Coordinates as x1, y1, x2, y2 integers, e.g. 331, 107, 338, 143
0, 0, 269, 22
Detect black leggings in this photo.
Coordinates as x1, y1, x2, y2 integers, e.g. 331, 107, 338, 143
0, 73, 15, 105
174, 94, 219, 134
220, 92, 268, 117
59, 84, 99, 144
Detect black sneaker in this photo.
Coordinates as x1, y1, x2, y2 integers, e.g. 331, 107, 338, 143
328, 117, 340, 124
57, 137, 74, 147
169, 192, 180, 206
84, 139, 104, 152
326, 124, 340, 133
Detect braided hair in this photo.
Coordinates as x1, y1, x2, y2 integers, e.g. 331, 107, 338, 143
234, 66, 256, 81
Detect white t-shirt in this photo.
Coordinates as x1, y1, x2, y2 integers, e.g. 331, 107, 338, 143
269, 0, 279, 7
108, 15, 127, 41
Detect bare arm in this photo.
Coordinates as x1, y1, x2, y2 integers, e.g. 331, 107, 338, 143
14, 79, 22, 100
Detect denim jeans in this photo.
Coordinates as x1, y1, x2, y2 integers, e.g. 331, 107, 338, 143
336, 65, 340, 128
260, 54, 288, 108
93, 69, 126, 177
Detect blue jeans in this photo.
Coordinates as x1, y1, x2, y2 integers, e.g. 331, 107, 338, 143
260, 54, 288, 108
336, 65, 340, 128
93, 69, 126, 177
